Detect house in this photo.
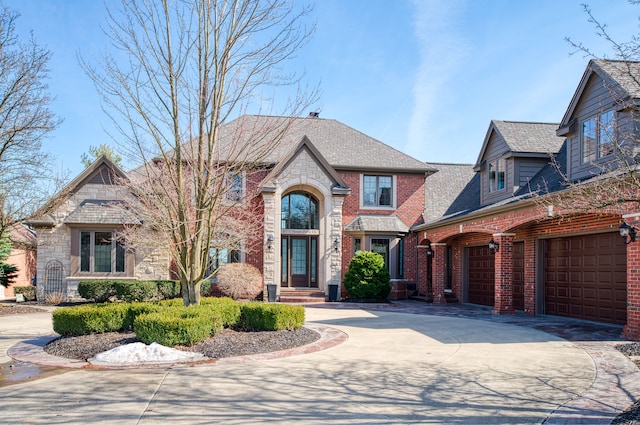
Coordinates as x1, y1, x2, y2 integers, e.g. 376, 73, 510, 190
0, 223, 36, 299
27, 115, 434, 302
413, 59, 640, 340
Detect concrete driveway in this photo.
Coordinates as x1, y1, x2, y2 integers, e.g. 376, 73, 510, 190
1, 301, 639, 424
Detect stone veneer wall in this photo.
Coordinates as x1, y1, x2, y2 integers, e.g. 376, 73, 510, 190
262, 148, 345, 300
35, 183, 170, 299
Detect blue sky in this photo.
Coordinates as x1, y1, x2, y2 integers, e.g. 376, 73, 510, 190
6, 0, 640, 178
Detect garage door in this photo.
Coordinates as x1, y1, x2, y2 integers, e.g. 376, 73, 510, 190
545, 233, 626, 325
513, 241, 524, 311
468, 245, 494, 307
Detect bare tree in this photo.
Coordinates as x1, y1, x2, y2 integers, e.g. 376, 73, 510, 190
83, 0, 317, 306
0, 4, 61, 236
533, 4, 640, 215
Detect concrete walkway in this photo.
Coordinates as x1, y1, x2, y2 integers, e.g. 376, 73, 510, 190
1, 301, 639, 424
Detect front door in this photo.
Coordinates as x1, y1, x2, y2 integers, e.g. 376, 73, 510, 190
281, 236, 318, 288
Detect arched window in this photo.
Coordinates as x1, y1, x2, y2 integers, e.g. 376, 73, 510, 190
281, 192, 319, 230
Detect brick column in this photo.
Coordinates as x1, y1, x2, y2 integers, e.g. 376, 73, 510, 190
431, 243, 447, 304
523, 235, 536, 315
493, 233, 515, 315
623, 214, 640, 340
416, 245, 431, 297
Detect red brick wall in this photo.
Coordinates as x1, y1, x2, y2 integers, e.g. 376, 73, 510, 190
340, 171, 426, 279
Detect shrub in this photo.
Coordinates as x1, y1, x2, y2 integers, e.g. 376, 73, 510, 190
238, 303, 304, 331
216, 263, 263, 300
200, 279, 212, 297
52, 303, 129, 336
200, 297, 241, 327
77, 280, 115, 303
13, 286, 36, 301
343, 251, 391, 300
113, 280, 157, 302
45, 292, 66, 305
156, 280, 180, 299
134, 308, 220, 346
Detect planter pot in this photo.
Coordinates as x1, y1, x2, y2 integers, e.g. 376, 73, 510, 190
328, 284, 339, 302
267, 284, 277, 302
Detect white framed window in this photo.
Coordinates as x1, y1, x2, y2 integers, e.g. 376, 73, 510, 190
488, 158, 505, 192
362, 175, 394, 208
582, 110, 616, 163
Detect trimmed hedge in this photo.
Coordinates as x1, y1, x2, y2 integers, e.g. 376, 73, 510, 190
113, 280, 157, 302
13, 286, 36, 301
52, 297, 306, 347
77, 279, 211, 303
238, 303, 304, 331
134, 308, 220, 346
77, 281, 114, 303
53, 303, 130, 336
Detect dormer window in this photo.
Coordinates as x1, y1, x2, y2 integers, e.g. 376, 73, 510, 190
582, 110, 615, 163
488, 158, 505, 192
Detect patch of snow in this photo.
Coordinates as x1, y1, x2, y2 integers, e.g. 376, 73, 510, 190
89, 342, 209, 366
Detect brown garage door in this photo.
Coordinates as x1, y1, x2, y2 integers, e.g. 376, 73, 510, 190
468, 245, 494, 307
545, 233, 627, 325
513, 241, 524, 311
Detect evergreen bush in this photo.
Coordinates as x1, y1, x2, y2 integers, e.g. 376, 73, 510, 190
238, 303, 304, 331
52, 303, 129, 336
77, 280, 115, 303
343, 251, 391, 300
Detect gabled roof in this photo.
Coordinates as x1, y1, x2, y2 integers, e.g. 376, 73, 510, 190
194, 115, 435, 174
260, 136, 350, 195
559, 59, 640, 130
27, 155, 128, 226
474, 120, 563, 168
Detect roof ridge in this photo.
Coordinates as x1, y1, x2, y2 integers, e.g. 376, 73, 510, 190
494, 120, 560, 126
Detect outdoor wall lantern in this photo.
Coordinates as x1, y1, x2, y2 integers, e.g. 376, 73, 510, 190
488, 239, 499, 254
333, 237, 340, 253
619, 222, 637, 244
426, 243, 434, 257
266, 235, 274, 250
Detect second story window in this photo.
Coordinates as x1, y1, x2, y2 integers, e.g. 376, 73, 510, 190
225, 172, 243, 202
582, 110, 615, 163
488, 159, 505, 192
363, 175, 392, 207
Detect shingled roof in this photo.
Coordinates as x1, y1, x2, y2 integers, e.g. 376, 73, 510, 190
184, 115, 435, 174
474, 120, 563, 168
423, 163, 476, 223
559, 59, 640, 129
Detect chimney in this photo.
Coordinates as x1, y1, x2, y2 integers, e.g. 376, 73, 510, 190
308, 111, 319, 118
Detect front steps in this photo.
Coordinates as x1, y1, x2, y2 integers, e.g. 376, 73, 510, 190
279, 289, 326, 303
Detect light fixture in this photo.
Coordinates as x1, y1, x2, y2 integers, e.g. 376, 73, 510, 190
266, 235, 274, 250
488, 239, 499, 254
426, 243, 434, 257
619, 222, 637, 244
333, 237, 340, 253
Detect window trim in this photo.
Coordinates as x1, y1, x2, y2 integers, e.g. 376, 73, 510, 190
74, 229, 130, 276
359, 174, 396, 209
581, 110, 616, 164
488, 158, 506, 193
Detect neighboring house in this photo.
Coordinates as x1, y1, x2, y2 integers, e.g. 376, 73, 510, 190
0, 223, 36, 299
28, 115, 434, 302
413, 59, 640, 340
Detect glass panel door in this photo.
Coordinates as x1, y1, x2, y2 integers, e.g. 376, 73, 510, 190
291, 237, 307, 287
